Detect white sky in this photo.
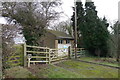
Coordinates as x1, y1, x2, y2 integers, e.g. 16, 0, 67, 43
0, 17, 6, 24
0, 0, 119, 43
0, 0, 119, 25
61, 0, 120, 25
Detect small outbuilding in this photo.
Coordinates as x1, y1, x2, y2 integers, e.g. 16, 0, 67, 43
39, 29, 74, 49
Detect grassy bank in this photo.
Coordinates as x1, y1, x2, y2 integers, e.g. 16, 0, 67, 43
4, 66, 36, 78
4, 60, 119, 78
79, 57, 119, 67
55, 60, 118, 78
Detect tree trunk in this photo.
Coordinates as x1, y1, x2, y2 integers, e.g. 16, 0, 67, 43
116, 47, 120, 62
116, 33, 120, 62
0, 24, 2, 79
95, 49, 101, 58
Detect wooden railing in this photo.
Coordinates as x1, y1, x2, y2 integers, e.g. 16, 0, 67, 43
24, 43, 68, 67
50, 48, 68, 62
24, 43, 50, 67
68, 46, 85, 59
7, 55, 22, 66
23, 43, 85, 67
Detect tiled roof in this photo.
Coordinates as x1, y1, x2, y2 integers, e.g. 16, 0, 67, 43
46, 29, 74, 39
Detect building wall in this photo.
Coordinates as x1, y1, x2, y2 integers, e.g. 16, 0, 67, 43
39, 31, 74, 50
55, 40, 58, 49
71, 40, 74, 48
39, 31, 74, 57
39, 31, 56, 48
58, 40, 74, 48
58, 40, 72, 49
57, 39, 74, 57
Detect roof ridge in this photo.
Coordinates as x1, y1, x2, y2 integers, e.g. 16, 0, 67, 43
46, 29, 73, 39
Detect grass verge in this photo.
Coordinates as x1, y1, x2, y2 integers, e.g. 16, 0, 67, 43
4, 60, 119, 78
79, 57, 119, 67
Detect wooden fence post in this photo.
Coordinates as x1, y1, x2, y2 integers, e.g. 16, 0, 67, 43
27, 54, 32, 67
24, 43, 27, 67
68, 46, 71, 59
28, 58, 30, 67
46, 48, 48, 64
49, 49, 51, 64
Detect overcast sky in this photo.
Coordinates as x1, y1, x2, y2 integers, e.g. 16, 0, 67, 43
0, 0, 120, 26
0, 0, 119, 43
61, 0, 120, 25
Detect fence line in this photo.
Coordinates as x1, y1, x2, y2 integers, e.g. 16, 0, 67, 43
23, 44, 85, 67
24, 44, 68, 67
68, 46, 85, 58
6, 55, 22, 67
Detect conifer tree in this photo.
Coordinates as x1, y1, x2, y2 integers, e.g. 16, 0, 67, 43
71, 0, 84, 47
71, 0, 109, 56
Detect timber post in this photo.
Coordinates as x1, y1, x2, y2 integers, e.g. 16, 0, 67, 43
45, 47, 48, 64
68, 46, 71, 59
24, 43, 27, 67
28, 58, 30, 67
27, 54, 32, 67
49, 49, 51, 64
0, 24, 2, 79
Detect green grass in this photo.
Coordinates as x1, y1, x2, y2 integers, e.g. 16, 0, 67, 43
4, 60, 119, 78
26, 64, 82, 78
4, 66, 37, 78
55, 60, 119, 78
79, 57, 119, 67
41, 65, 81, 78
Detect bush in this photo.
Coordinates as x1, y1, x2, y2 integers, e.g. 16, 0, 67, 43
3, 44, 24, 69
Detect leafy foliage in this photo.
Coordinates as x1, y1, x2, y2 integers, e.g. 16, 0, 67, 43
109, 21, 120, 61
71, 1, 85, 47
2, 1, 62, 45
2, 24, 18, 69
71, 1, 109, 57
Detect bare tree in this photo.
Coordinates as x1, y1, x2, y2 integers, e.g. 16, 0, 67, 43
2, 0, 62, 45
50, 20, 73, 35
2, 24, 19, 69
